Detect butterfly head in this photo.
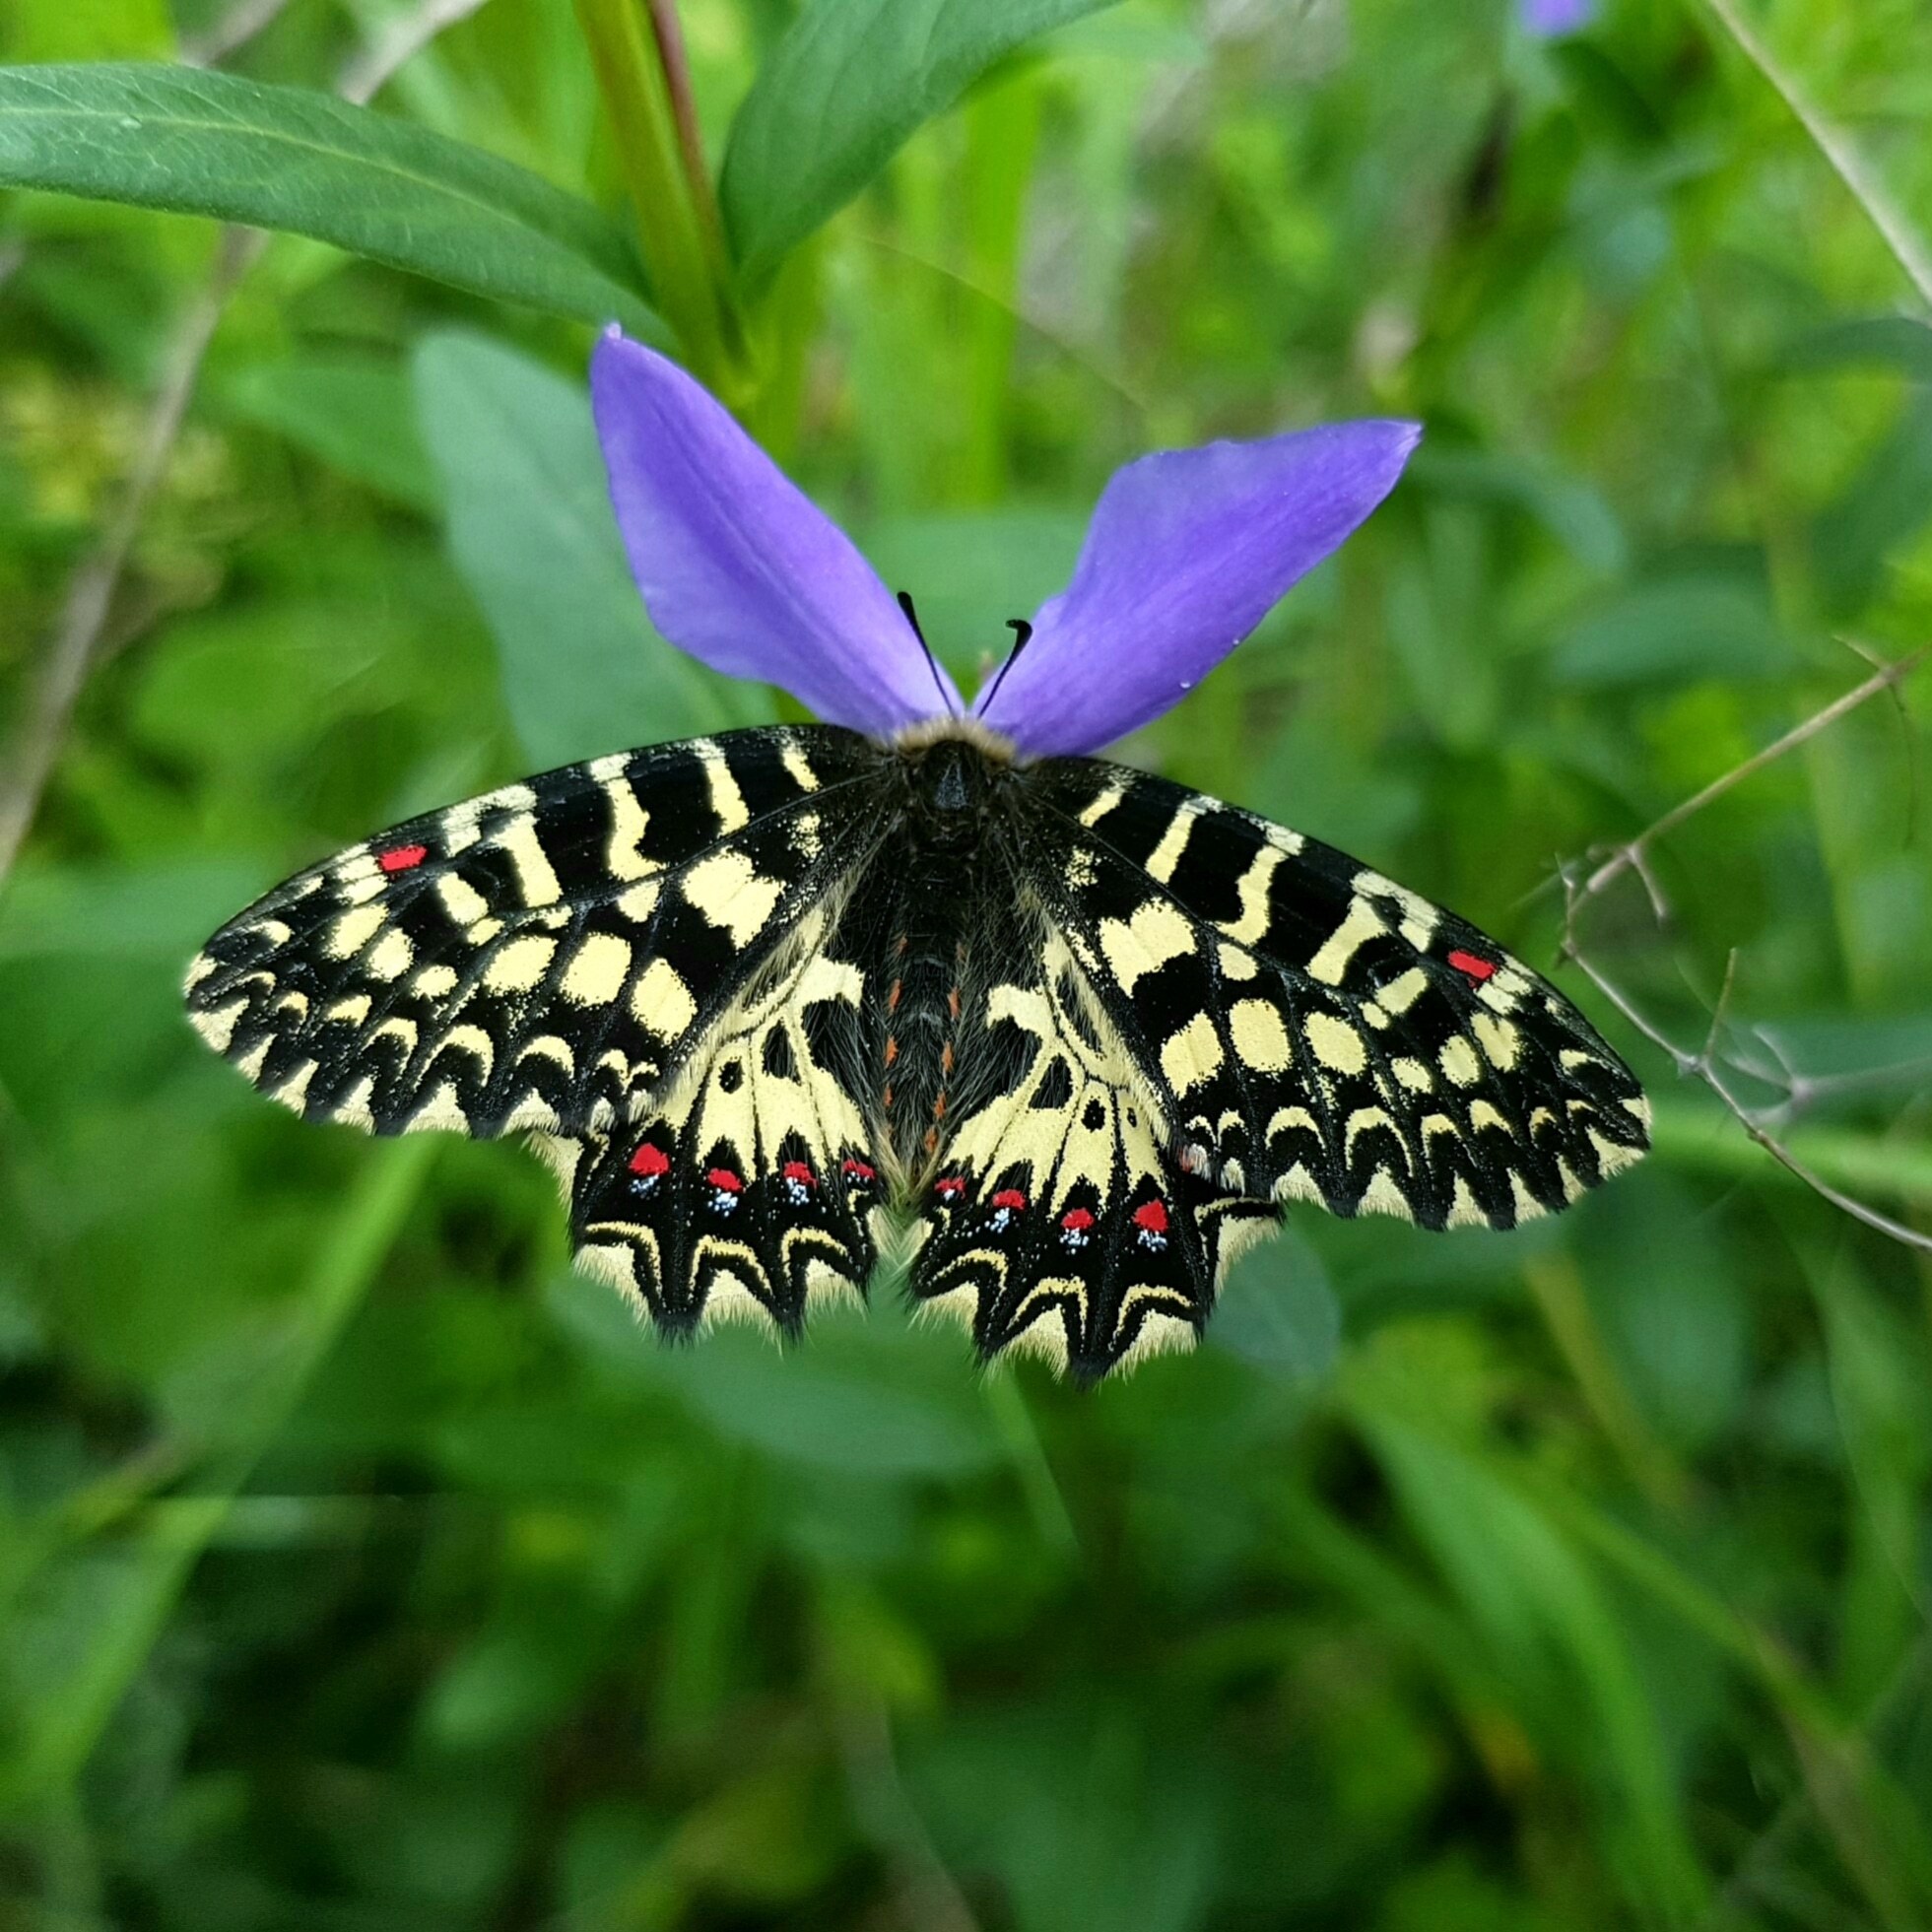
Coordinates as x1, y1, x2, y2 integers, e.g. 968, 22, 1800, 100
894, 720, 1015, 844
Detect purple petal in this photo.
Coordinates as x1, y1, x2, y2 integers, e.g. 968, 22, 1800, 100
591, 330, 958, 737
975, 419, 1420, 757
1523, 0, 1594, 35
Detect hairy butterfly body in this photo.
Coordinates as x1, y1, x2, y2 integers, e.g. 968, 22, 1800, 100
186, 722, 1648, 1380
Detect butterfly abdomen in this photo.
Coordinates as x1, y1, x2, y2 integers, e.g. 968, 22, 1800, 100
837, 740, 1033, 1182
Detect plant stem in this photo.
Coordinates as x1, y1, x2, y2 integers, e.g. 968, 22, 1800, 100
574, 0, 750, 401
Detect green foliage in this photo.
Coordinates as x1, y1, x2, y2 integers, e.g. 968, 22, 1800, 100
0, 64, 659, 331
412, 329, 767, 766
720, 0, 1120, 278
5, 0, 1932, 1928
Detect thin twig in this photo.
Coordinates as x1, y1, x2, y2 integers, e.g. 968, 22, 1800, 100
1560, 651, 1932, 1255
336, 0, 489, 107
1581, 647, 1928, 901
0, 227, 260, 882
179, 0, 296, 67
1564, 927, 1932, 1255
0, 0, 492, 889
1696, 0, 1932, 310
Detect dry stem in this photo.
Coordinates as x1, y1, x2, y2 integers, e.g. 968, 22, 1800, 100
1696, 0, 1932, 311
1560, 648, 1932, 1254
0, 0, 491, 887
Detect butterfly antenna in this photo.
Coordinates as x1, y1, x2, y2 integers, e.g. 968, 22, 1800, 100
898, 590, 958, 717
975, 619, 1033, 714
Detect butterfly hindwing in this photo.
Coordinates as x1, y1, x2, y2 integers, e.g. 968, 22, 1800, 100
184, 727, 879, 1140
543, 900, 888, 1335
1021, 759, 1649, 1232
904, 924, 1279, 1379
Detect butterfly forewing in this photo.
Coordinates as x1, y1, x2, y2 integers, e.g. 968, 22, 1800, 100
185, 728, 879, 1139
1020, 759, 1650, 1232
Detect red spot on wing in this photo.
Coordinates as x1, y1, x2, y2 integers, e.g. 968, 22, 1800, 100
935, 1175, 966, 1201
1059, 1208, 1096, 1233
629, 1142, 671, 1177
1132, 1200, 1169, 1235
705, 1167, 743, 1193
841, 1157, 878, 1183
781, 1161, 816, 1187
1447, 949, 1496, 983
990, 1188, 1028, 1212
378, 843, 429, 874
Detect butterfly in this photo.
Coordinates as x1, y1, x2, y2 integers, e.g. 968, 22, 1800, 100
184, 333, 1648, 1382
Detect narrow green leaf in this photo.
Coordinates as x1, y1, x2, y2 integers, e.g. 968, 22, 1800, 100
412, 331, 766, 769
0, 63, 659, 332
1349, 1392, 1709, 1921
720, 0, 1118, 280
1550, 568, 1791, 688
1778, 315, 1932, 380
0, 1140, 434, 1808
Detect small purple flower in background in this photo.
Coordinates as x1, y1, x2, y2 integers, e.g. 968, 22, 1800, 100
1523, 0, 1595, 36
589, 329, 1420, 754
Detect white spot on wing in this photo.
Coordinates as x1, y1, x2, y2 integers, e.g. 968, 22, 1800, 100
1160, 1011, 1224, 1094
1145, 798, 1210, 883
1097, 900, 1195, 993
698, 740, 750, 833
483, 933, 556, 994
1305, 1012, 1366, 1076
1306, 896, 1389, 986
683, 848, 785, 947
1077, 779, 1126, 827
562, 931, 631, 1007
1229, 998, 1292, 1073
632, 958, 697, 1038
1217, 844, 1284, 946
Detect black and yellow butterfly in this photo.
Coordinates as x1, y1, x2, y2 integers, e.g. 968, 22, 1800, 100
185, 335, 1647, 1379
185, 719, 1647, 1380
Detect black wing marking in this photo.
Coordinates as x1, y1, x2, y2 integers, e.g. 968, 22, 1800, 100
1022, 759, 1649, 1232
539, 900, 888, 1336
184, 727, 882, 1138
904, 923, 1278, 1381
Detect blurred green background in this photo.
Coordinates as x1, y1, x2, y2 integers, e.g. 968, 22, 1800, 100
5, 0, 1932, 1925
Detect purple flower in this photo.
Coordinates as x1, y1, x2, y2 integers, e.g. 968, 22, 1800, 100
590, 330, 1419, 756
1523, 0, 1595, 35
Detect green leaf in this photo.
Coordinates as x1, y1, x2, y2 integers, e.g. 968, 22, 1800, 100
1549, 567, 1791, 688
1777, 315, 1932, 381
0, 860, 263, 963
220, 353, 438, 510
547, 1273, 1002, 1479
0, 64, 659, 332
1208, 1229, 1340, 1380
0, 1140, 433, 1808
720, 0, 1119, 280
1410, 446, 1629, 574
412, 330, 766, 768
1347, 1382, 1709, 1921
1813, 390, 1932, 617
